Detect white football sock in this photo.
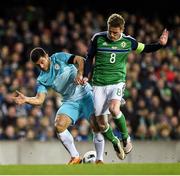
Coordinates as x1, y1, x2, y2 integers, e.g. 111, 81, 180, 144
93, 132, 105, 161
57, 129, 79, 157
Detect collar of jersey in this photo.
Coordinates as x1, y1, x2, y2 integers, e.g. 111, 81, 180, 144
107, 32, 122, 42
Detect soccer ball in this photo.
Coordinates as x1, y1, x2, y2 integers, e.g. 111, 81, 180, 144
82, 150, 97, 164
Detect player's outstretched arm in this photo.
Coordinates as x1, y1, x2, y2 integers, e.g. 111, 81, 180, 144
159, 28, 169, 46
13, 90, 46, 106
137, 29, 169, 53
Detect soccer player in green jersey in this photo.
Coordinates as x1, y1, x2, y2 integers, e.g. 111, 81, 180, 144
83, 13, 169, 162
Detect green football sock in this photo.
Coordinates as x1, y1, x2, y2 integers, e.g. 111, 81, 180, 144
102, 125, 118, 145
113, 113, 129, 140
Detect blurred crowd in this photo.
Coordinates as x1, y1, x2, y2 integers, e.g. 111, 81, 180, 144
0, 5, 179, 141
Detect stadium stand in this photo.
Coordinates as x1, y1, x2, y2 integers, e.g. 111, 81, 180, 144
0, 0, 179, 141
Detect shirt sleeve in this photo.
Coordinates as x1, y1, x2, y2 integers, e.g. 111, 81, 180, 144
135, 42, 163, 53
55, 52, 74, 64
84, 34, 97, 77
141, 43, 163, 53
67, 55, 76, 64
36, 83, 48, 94
127, 35, 163, 54
135, 42, 145, 53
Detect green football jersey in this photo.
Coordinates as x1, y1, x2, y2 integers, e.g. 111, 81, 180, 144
89, 32, 143, 86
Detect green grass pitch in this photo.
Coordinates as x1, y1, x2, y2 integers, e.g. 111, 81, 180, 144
0, 163, 180, 175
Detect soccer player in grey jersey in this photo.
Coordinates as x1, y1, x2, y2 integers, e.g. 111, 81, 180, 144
83, 13, 169, 162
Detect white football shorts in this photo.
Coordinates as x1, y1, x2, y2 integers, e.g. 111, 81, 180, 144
93, 82, 125, 116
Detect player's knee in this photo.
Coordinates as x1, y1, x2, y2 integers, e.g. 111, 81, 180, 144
54, 115, 72, 133
98, 123, 108, 132
109, 105, 120, 116
54, 119, 66, 133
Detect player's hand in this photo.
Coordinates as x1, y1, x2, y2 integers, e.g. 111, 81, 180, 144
159, 29, 169, 46
74, 72, 84, 85
82, 77, 89, 84
13, 90, 26, 105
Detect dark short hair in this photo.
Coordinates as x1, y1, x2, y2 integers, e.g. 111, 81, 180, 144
30, 47, 47, 63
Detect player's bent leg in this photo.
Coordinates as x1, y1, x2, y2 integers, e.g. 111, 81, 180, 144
55, 114, 72, 133
100, 121, 125, 160
112, 111, 133, 154
109, 100, 132, 154
96, 115, 125, 160
55, 114, 82, 164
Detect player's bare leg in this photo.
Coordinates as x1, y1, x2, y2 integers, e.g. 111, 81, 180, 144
55, 114, 82, 164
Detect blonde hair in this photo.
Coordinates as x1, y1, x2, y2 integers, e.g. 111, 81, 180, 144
107, 13, 125, 29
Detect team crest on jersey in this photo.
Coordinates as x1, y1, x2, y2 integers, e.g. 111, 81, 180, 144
55, 64, 60, 70
121, 41, 127, 48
